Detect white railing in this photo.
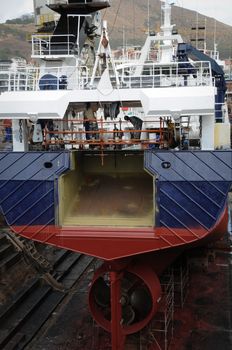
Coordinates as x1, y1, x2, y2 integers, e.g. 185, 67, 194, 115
114, 48, 162, 65
0, 68, 36, 92
116, 61, 213, 89
1, 61, 213, 92
32, 34, 77, 57
46, 0, 109, 5
0, 66, 89, 92
46, 0, 68, 5
215, 102, 229, 123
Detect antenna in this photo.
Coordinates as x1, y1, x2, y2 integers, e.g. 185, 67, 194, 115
213, 19, 217, 49
122, 24, 126, 57
147, 0, 150, 34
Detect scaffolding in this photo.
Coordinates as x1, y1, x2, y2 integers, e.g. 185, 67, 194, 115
136, 256, 189, 350
143, 270, 174, 350
89, 269, 175, 350
84, 256, 190, 350
43, 117, 167, 150
173, 256, 189, 308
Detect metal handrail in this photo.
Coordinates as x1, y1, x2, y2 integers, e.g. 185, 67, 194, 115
0, 60, 213, 92
32, 34, 77, 57
43, 117, 167, 149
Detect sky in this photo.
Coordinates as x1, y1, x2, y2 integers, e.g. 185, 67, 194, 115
0, 0, 231, 26
176, 0, 232, 26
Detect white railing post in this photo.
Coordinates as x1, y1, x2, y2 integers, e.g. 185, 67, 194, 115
32, 36, 34, 56
8, 72, 11, 91
25, 68, 28, 91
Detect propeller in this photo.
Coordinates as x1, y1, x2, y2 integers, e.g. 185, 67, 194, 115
89, 262, 161, 335
92, 272, 152, 326
92, 276, 110, 308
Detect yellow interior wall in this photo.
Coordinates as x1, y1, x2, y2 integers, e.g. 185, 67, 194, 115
58, 151, 154, 227
59, 152, 84, 223
82, 152, 145, 175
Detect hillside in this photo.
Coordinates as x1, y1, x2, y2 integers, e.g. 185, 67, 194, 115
105, 0, 232, 58
0, 23, 34, 60
0, 0, 231, 61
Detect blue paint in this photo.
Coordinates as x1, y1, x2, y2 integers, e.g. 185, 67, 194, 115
157, 181, 229, 229
146, 150, 232, 229
0, 150, 231, 231
0, 151, 71, 227
0, 180, 55, 226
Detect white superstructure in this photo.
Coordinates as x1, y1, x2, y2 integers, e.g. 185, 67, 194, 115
0, 0, 230, 152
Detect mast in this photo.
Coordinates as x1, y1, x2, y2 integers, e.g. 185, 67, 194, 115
147, 0, 150, 34
135, 0, 179, 74
160, 0, 174, 38
160, 0, 176, 63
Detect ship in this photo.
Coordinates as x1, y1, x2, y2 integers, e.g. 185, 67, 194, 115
0, 1, 231, 349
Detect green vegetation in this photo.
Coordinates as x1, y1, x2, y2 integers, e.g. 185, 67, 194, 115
0, 24, 26, 40
0, 48, 25, 60
5, 14, 34, 25
0, 1, 231, 61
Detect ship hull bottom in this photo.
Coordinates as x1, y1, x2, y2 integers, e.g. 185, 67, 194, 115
11, 204, 228, 261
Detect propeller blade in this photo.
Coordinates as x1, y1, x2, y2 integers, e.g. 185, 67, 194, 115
122, 305, 135, 325
93, 276, 110, 308
130, 287, 152, 320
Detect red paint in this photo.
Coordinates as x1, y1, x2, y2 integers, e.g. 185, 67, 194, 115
110, 271, 125, 350
9, 204, 229, 347
88, 262, 161, 335
11, 205, 228, 261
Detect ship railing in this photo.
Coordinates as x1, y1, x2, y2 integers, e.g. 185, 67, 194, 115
204, 49, 220, 61
46, 0, 68, 5
114, 48, 161, 64
0, 60, 28, 72
116, 60, 213, 89
0, 65, 89, 92
41, 117, 171, 150
215, 102, 229, 123
31, 34, 77, 58
2, 60, 212, 92
114, 50, 142, 63
0, 67, 37, 92
46, 0, 101, 4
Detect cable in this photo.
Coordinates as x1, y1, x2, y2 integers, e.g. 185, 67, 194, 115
109, 0, 122, 35
102, 7, 108, 20
133, 0, 135, 45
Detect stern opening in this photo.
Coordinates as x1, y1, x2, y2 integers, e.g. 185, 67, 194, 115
59, 151, 154, 227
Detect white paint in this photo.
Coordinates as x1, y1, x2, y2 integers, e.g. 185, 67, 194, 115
0, 85, 216, 120
140, 86, 215, 116
200, 114, 215, 150
12, 119, 29, 151
0, 90, 69, 119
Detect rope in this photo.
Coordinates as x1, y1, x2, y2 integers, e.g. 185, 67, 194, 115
109, 0, 122, 35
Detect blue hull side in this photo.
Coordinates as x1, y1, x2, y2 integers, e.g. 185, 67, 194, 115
0, 152, 71, 226
145, 150, 232, 230
158, 181, 230, 229
0, 150, 231, 232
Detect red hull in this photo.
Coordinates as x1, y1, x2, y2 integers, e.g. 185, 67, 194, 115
11, 205, 228, 261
